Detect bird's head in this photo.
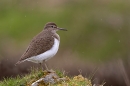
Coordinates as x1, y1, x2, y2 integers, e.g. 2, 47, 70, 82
44, 22, 67, 32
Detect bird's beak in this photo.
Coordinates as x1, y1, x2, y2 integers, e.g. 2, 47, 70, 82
58, 27, 67, 31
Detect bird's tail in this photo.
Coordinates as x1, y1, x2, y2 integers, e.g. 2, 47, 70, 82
15, 61, 23, 66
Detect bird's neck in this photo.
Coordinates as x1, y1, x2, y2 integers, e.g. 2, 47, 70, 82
42, 29, 60, 41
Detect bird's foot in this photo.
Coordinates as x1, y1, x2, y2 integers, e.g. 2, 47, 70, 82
45, 69, 55, 73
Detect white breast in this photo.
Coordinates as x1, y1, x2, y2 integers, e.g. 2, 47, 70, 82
27, 38, 60, 63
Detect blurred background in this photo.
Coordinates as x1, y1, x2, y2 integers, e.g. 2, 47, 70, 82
0, 0, 130, 86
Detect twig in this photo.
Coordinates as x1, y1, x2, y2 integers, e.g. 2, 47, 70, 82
118, 59, 130, 86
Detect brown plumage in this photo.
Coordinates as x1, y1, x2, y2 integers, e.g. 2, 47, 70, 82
16, 22, 67, 65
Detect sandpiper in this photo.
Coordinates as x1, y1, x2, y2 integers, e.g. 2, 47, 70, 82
16, 22, 67, 70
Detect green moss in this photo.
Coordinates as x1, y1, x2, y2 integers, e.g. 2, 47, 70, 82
0, 69, 96, 86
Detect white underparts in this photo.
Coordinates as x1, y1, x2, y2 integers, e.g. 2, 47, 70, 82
26, 38, 60, 63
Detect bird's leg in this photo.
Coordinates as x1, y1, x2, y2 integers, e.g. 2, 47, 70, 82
43, 60, 55, 73
39, 63, 43, 70
44, 61, 49, 71
43, 60, 49, 71
44, 61, 55, 73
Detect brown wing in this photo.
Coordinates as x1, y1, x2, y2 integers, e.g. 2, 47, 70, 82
19, 31, 54, 61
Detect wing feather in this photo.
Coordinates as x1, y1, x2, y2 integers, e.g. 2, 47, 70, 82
19, 31, 54, 61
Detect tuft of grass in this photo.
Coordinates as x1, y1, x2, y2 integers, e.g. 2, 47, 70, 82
0, 69, 103, 86
0, 68, 44, 86
54, 75, 92, 86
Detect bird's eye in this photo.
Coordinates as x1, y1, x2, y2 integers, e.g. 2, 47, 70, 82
51, 26, 56, 28
51, 26, 54, 28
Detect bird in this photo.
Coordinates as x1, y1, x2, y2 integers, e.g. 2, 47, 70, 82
15, 22, 67, 70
